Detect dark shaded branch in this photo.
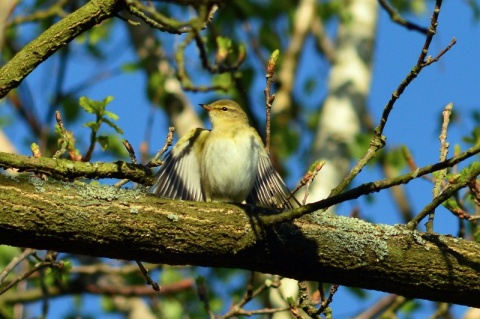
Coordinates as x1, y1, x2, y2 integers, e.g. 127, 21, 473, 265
0, 174, 479, 307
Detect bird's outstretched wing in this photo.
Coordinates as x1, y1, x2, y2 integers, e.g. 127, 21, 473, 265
152, 128, 209, 201
247, 153, 300, 209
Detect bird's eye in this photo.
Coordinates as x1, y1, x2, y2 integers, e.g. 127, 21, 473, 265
222, 107, 228, 111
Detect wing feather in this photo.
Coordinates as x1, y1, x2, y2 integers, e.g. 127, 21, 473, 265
152, 128, 208, 201
247, 153, 300, 209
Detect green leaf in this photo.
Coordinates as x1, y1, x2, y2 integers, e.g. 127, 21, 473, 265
385, 147, 407, 173
161, 266, 183, 285
0, 246, 21, 267
79, 96, 97, 114
97, 136, 109, 151
83, 121, 99, 131
79, 96, 114, 116
103, 135, 128, 157
103, 110, 119, 121
103, 118, 124, 135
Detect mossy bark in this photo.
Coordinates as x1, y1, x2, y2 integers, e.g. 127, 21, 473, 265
0, 174, 479, 307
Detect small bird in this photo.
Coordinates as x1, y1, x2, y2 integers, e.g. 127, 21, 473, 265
152, 99, 299, 209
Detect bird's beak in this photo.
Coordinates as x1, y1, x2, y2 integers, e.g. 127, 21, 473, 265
199, 103, 212, 111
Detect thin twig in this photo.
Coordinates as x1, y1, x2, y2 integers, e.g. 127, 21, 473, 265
115, 127, 175, 188
0, 248, 36, 284
114, 139, 140, 188
402, 146, 436, 183
193, 29, 246, 74
407, 162, 480, 229
264, 50, 280, 155
292, 161, 325, 196
125, 1, 218, 34
0, 151, 154, 185
378, 0, 429, 34
423, 37, 457, 66
298, 281, 321, 319
147, 126, 175, 168
261, 143, 480, 225
221, 272, 275, 318
234, 307, 290, 317
303, 162, 324, 205
0, 258, 63, 296
123, 139, 138, 165
53, 111, 69, 159
7, 0, 69, 27
355, 294, 403, 319
426, 103, 453, 232
135, 260, 161, 291
330, 0, 450, 198
317, 284, 339, 314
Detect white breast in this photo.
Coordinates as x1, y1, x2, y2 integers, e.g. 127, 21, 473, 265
201, 131, 261, 202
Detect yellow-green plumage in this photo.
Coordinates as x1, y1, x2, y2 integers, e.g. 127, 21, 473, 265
152, 100, 299, 209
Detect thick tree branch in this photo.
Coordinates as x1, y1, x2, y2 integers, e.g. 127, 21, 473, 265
0, 174, 479, 307
0, 0, 124, 98
0, 151, 153, 184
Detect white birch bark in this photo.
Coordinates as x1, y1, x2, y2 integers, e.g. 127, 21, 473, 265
305, 0, 378, 204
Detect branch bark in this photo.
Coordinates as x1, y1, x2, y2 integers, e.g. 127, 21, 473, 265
0, 151, 153, 184
0, 0, 124, 98
0, 174, 479, 307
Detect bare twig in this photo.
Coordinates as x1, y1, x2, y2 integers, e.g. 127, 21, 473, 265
298, 281, 321, 319
0, 257, 63, 296
303, 162, 324, 205
135, 260, 161, 292
0, 0, 120, 99
0, 248, 36, 284
355, 294, 402, 319
125, 1, 218, 34
193, 30, 246, 74
261, 143, 480, 225
147, 126, 175, 168
53, 111, 69, 159
123, 139, 138, 165
233, 307, 290, 317
369, 295, 408, 319
426, 103, 453, 232
407, 162, 480, 229
7, 0, 68, 27
114, 139, 141, 188
221, 272, 287, 318
468, 179, 480, 207
292, 162, 323, 194
330, 0, 451, 198
264, 50, 280, 154
378, 0, 429, 34
71, 263, 160, 275
317, 284, 338, 314
423, 37, 457, 66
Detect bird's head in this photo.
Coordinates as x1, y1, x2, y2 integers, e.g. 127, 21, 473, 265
200, 100, 249, 128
